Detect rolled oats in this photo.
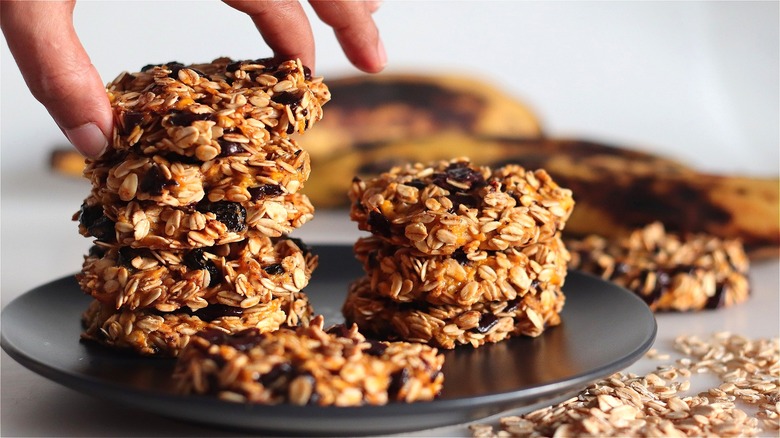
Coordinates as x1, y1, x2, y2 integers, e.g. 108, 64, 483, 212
470, 332, 778, 437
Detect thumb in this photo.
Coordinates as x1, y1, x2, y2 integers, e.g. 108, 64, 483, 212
1, 1, 112, 159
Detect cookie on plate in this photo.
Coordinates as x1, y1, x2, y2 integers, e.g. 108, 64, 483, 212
81, 292, 313, 357
349, 158, 574, 255
567, 222, 750, 311
173, 316, 444, 405
354, 234, 569, 307
343, 276, 565, 349
78, 235, 317, 312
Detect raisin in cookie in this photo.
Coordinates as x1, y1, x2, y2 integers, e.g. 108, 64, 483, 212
173, 316, 444, 405
567, 222, 750, 311
349, 158, 574, 255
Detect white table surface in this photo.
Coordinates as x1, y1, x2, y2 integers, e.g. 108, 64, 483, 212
1, 168, 777, 437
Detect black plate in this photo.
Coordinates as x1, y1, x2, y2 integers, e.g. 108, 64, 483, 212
1, 245, 655, 436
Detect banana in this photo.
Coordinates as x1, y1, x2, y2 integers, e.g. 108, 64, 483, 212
293, 73, 543, 159
302, 135, 778, 259
303, 134, 691, 206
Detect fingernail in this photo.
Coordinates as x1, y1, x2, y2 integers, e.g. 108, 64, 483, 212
377, 38, 387, 68
65, 123, 108, 159
368, 0, 383, 13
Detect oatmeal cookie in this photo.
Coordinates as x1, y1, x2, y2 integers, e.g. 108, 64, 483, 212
342, 276, 565, 349
80, 292, 313, 357
76, 194, 314, 249
106, 57, 330, 159
77, 235, 317, 312
173, 315, 444, 405
349, 158, 574, 255
86, 141, 310, 207
354, 234, 569, 307
567, 222, 750, 311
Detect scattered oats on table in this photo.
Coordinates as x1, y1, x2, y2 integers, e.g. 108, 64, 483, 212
469, 332, 779, 437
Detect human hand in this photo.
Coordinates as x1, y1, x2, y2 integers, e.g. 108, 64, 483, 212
0, 0, 385, 159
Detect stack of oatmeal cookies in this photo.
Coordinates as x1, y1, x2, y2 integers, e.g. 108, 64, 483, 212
344, 158, 575, 349
74, 58, 329, 356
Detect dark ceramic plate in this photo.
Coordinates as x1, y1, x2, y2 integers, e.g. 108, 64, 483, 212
1, 245, 655, 436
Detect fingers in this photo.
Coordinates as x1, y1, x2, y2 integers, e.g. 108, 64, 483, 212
310, 1, 386, 73
0, 0, 384, 160
225, 0, 385, 74
0, 0, 111, 158
224, 0, 317, 70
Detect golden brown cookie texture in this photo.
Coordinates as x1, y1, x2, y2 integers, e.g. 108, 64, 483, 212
349, 158, 574, 255
173, 316, 444, 405
81, 293, 313, 357
354, 235, 569, 307
107, 58, 330, 157
75, 57, 329, 357
567, 222, 750, 311
345, 158, 574, 348
343, 276, 564, 349
78, 235, 316, 312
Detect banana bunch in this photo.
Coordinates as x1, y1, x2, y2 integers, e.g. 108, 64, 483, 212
50, 73, 779, 258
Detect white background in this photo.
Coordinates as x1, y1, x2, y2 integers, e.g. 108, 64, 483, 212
1, 1, 778, 437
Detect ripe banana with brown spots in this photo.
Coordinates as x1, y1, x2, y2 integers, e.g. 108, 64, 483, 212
292, 73, 543, 159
